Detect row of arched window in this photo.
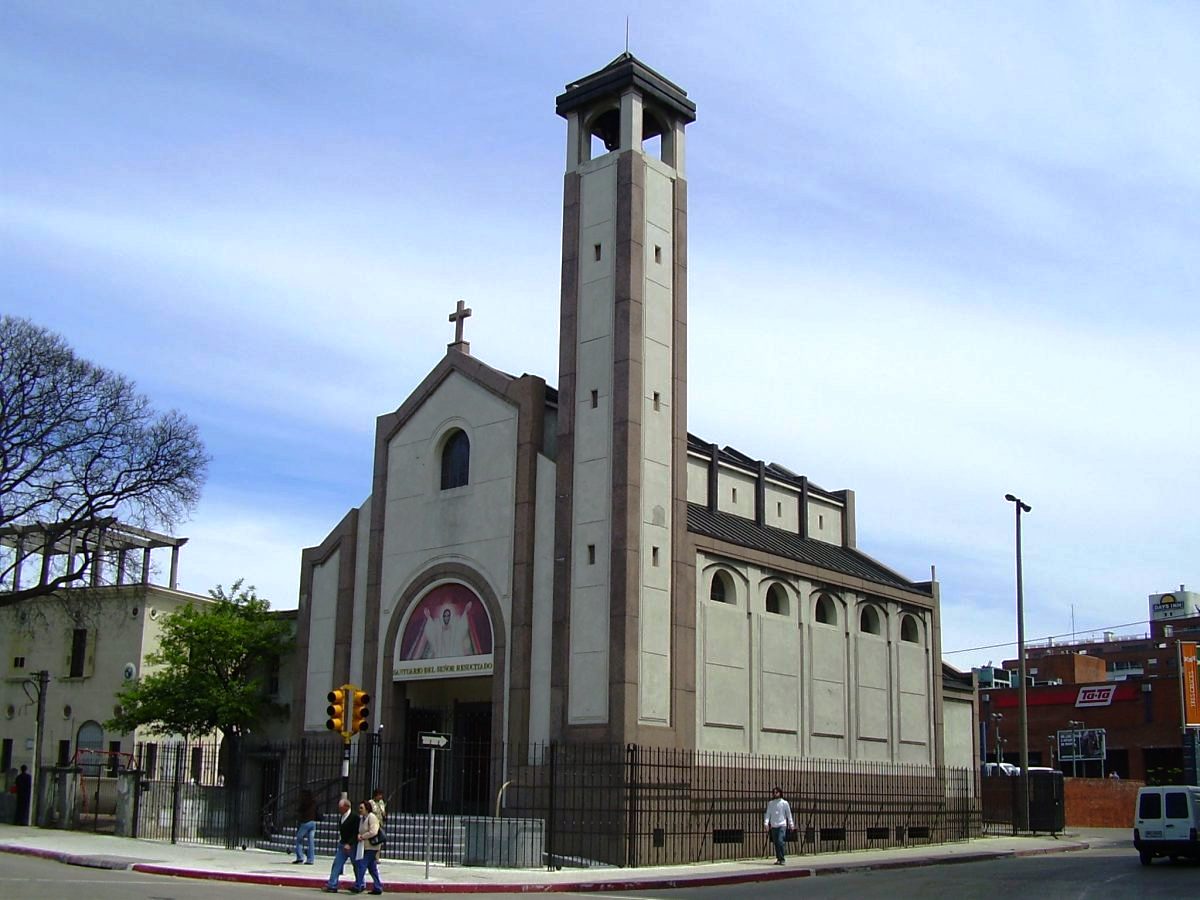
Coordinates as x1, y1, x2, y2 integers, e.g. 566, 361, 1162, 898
708, 568, 923, 643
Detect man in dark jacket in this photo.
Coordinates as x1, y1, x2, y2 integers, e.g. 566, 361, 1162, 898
14, 766, 32, 826
322, 798, 360, 892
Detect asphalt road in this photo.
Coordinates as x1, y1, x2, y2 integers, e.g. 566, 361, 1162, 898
0, 836, 1195, 900
578, 835, 1198, 900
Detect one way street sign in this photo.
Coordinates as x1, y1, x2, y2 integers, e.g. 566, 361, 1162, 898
418, 731, 451, 750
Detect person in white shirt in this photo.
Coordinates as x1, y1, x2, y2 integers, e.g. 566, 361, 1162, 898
763, 786, 795, 865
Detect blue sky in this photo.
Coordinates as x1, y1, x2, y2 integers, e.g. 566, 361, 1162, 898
3, 2, 1198, 671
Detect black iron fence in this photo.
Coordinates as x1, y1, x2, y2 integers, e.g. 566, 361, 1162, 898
132, 739, 252, 847
133, 736, 979, 866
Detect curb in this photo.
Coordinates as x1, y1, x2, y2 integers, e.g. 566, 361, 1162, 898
1, 838, 1091, 893
0, 843, 143, 870
129, 862, 817, 893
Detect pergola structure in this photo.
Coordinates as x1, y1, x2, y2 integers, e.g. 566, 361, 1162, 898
0, 519, 188, 594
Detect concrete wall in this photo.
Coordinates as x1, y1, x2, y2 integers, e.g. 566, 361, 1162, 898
304, 548, 340, 731
942, 694, 977, 773
638, 157, 676, 727
527, 455, 556, 744
567, 152, 618, 726
380, 371, 519, 675
694, 551, 933, 764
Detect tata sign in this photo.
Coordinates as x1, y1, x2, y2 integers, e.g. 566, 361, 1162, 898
1075, 685, 1117, 708
1150, 590, 1200, 622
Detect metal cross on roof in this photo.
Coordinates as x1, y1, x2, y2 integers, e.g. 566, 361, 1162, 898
448, 299, 472, 354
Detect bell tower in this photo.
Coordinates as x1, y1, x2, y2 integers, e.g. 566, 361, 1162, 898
551, 55, 696, 745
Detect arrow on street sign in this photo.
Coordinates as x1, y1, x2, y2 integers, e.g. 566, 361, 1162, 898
418, 731, 451, 750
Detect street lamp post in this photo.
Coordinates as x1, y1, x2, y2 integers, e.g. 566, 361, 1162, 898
1005, 493, 1032, 831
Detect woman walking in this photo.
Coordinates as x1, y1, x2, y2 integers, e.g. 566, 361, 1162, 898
352, 798, 384, 895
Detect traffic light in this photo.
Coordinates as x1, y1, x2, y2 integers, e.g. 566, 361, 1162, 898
326, 688, 347, 733
352, 690, 371, 733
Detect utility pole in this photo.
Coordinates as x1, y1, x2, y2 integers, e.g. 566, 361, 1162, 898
32, 670, 49, 826
1004, 493, 1032, 831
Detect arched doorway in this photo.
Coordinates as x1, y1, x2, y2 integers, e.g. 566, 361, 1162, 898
76, 720, 104, 775
393, 582, 495, 814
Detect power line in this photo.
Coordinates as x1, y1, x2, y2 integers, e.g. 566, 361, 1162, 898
944, 618, 1152, 656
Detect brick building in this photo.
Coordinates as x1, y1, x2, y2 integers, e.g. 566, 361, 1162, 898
981, 588, 1200, 781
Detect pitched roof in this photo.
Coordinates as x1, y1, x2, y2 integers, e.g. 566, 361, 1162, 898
556, 52, 697, 123
687, 503, 929, 594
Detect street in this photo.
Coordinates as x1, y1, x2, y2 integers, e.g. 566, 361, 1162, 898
0, 834, 1194, 900
585, 844, 1197, 899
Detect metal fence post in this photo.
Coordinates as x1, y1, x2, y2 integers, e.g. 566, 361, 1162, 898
626, 743, 638, 868
170, 744, 183, 844
546, 741, 557, 871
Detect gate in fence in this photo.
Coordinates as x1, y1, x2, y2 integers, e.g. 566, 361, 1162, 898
980, 770, 1065, 835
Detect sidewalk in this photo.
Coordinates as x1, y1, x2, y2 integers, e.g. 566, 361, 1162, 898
0, 824, 1096, 893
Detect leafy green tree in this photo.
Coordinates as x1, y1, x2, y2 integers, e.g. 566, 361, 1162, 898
107, 579, 293, 743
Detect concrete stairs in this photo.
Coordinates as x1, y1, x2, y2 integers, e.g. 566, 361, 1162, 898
259, 813, 467, 863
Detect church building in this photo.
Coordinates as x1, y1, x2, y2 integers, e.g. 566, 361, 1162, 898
291, 55, 944, 777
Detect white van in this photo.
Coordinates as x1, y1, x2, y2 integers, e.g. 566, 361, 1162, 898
1133, 785, 1200, 864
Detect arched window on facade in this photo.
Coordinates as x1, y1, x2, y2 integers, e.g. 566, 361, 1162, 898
710, 569, 735, 605
901, 614, 921, 644
859, 604, 882, 635
765, 583, 789, 615
815, 593, 837, 625
440, 429, 470, 490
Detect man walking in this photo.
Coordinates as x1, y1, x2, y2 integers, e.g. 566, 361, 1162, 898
323, 798, 360, 892
763, 786, 794, 865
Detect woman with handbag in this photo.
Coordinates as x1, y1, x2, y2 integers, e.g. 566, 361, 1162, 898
352, 798, 385, 895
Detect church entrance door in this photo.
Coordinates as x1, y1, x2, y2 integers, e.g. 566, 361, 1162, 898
399, 679, 492, 815
393, 582, 497, 815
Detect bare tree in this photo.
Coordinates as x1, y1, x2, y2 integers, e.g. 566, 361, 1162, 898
0, 316, 208, 606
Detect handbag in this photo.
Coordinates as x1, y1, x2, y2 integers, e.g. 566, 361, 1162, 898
368, 826, 386, 848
